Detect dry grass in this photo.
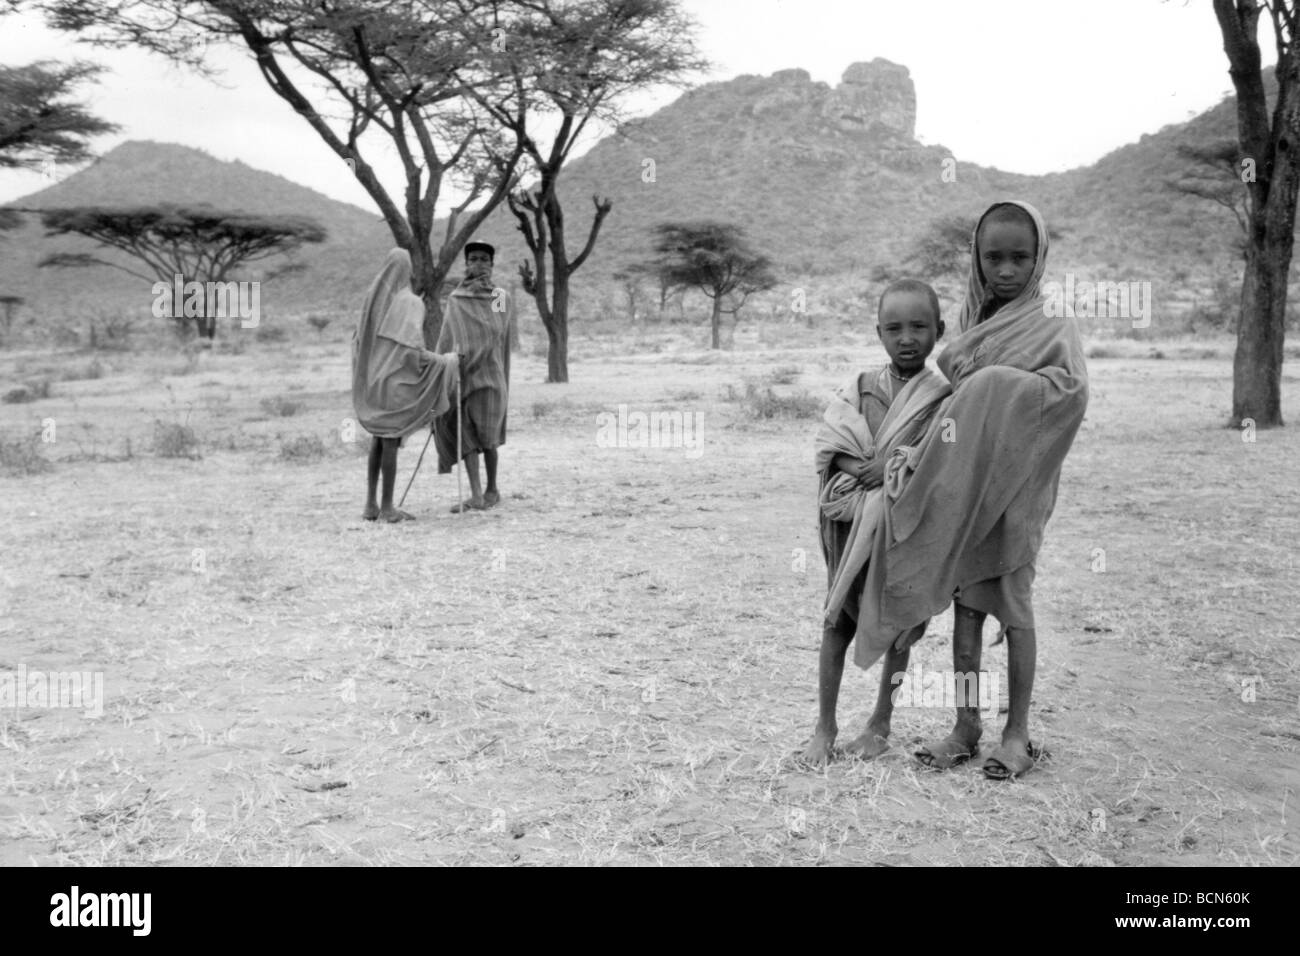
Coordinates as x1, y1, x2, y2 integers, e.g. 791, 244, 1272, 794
0, 328, 1296, 866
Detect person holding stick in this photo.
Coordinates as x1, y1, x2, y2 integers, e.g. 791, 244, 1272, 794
433, 241, 513, 512
352, 249, 461, 523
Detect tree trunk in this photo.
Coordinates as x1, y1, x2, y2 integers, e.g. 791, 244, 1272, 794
1235, 238, 1286, 425
546, 281, 570, 383
710, 295, 722, 349
410, 245, 443, 349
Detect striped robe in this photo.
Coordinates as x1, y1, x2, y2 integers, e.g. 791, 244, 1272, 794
434, 275, 513, 471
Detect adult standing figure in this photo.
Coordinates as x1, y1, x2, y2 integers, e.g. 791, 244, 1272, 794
852, 200, 1089, 779
352, 249, 461, 523
434, 241, 513, 511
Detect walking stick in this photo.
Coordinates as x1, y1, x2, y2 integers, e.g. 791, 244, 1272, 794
455, 359, 463, 518
397, 430, 432, 510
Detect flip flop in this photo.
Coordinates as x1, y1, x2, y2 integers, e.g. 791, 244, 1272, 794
982, 740, 1045, 781
914, 737, 976, 770
381, 509, 416, 523
449, 499, 487, 514
362, 511, 378, 522
483, 490, 501, 508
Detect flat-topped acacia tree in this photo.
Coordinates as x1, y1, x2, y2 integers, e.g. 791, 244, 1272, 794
0, 59, 117, 172
38, 204, 326, 338
650, 221, 777, 349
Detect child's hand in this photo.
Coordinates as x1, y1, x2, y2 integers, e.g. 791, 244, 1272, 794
858, 458, 885, 489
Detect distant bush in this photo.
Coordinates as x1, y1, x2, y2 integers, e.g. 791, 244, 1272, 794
532, 400, 555, 419
62, 358, 105, 381
256, 324, 288, 343
153, 420, 201, 459
88, 312, 138, 352
0, 433, 52, 475
1086, 344, 1119, 359
307, 315, 330, 336
260, 395, 304, 417
278, 434, 327, 461
765, 364, 802, 385
724, 379, 822, 420
3, 379, 52, 403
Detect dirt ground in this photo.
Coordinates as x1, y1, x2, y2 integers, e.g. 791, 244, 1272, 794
1, 321, 1297, 866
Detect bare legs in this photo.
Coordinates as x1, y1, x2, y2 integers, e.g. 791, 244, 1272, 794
915, 602, 984, 767
364, 436, 412, 522
450, 448, 501, 512
800, 618, 923, 767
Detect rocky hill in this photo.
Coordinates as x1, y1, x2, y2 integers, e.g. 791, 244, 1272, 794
0, 58, 1255, 332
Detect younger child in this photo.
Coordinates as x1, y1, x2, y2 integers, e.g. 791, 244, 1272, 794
800, 279, 949, 766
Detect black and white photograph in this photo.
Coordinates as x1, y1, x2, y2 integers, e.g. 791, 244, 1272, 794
0, 0, 1294, 890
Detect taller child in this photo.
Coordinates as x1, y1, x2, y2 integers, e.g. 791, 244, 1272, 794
434, 241, 514, 512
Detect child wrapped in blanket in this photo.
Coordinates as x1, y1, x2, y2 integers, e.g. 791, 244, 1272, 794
800, 279, 951, 767
855, 201, 1089, 780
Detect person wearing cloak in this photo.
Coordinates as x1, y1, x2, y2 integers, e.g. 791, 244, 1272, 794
433, 241, 513, 512
352, 249, 461, 523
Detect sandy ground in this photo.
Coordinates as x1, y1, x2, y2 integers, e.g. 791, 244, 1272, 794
1, 322, 1297, 865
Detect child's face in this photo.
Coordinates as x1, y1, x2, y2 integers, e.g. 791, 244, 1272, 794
977, 219, 1037, 301
877, 292, 940, 374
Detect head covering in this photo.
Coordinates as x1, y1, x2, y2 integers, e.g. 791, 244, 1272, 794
957, 200, 1050, 334
464, 241, 496, 261
362, 248, 425, 350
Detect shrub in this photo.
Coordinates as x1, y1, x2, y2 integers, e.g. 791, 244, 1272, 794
256, 324, 288, 343
260, 396, 304, 417
153, 420, 201, 459
278, 434, 327, 461
0, 433, 52, 475
765, 364, 802, 385
62, 358, 105, 381
3, 379, 51, 403
724, 379, 822, 420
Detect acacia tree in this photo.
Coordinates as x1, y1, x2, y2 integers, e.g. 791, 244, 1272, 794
650, 221, 777, 349
40, 0, 525, 348
38, 204, 326, 338
0, 59, 118, 171
454, 0, 704, 382
1213, 0, 1299, 427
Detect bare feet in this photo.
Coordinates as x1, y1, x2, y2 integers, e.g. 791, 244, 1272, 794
843, 722, 892, 760
362, 504, 379, 521
379, 508, 415, 523
449, 497, 487, 513
483, 489, 500, 508
798, 724, 837, 767
915, 726, 981, 770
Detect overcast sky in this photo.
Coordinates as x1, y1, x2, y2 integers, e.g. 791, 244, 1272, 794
0, 0, 1260, 210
